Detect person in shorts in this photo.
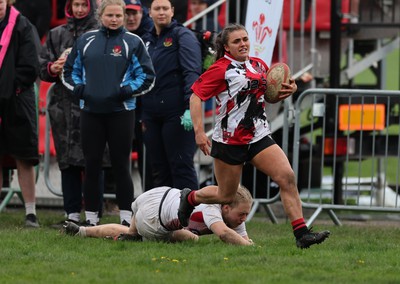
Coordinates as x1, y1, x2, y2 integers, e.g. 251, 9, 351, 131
0, 0, 40, 227
62, 185, 254, 246
179, 23, 330, 249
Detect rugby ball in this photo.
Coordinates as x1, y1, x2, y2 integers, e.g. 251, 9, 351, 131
59, 48, 72, 79
60, 47, 72, 59
264, 63, 291, 104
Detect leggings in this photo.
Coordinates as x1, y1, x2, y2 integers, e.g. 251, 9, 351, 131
80, 110, 135, 212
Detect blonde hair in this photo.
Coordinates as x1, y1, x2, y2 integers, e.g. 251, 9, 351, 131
228, 185, 253, 208
97, 0, 125, 18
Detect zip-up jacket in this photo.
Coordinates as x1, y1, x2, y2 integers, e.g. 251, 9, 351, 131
62, 26, 155, 113
141, 20, 202, 114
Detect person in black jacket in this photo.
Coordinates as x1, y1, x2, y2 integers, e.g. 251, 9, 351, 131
141, 0, 202, 191
62, 0, 155, 226
0, 0, 40, 227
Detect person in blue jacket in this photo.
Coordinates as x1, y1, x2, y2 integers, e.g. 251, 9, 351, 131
141, 0, 202, 191
62, 0, 155, 226
123, 0, 154, 191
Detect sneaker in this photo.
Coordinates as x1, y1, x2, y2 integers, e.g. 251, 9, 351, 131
296, 228, 331, 249
114, 233, 142, 242
121, 220, 130, 227
25, 214, 40, 228
177, 188, 194, 227
62, 221, 80, 236
81, 220, 97, 227
51, 219, 79, 230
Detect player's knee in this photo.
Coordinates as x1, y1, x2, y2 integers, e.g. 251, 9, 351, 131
274, 168, 297, 190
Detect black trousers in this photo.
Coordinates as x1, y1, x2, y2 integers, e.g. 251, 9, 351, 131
80, 110, 135, 212
143, 111, 198, 190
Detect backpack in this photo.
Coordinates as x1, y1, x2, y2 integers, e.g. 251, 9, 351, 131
189, 29, 217, 71
173, 24, 217, 72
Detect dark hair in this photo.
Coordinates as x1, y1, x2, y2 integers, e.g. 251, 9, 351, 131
150, 0, 173, 8
214, 23, 247, 60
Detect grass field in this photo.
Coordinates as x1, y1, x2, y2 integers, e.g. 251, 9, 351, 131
1, 209, 399, 284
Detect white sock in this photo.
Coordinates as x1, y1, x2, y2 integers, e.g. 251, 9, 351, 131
120, 210, 132, 224
77, 227, 87, 237
25, 202, 36, 216
68, 213, 80, 223
85, 211, 99, 225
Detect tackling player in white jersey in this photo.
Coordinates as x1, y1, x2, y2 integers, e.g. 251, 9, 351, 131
62, 185, 254, 246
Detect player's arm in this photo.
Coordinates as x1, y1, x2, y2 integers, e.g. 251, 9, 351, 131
171, 229, 199, 242
190, 93, 211, 155
210, 221, 253, 246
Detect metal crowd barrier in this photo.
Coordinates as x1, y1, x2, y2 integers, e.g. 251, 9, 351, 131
43, 83, 62, 197
43, 84, 120, 200
292, 88, 400, 226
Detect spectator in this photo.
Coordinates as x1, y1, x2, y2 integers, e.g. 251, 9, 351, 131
179, 24, 330, 249
142, 0, 187, 23
62, 0, 155, 226
124, 0, 152, 37
39, 0, 108, 226
141, 0, 202, 190
187, 0, 221, 32
123, 0, 154, 191
0, 0, 40, 227
63, 184, 254, 246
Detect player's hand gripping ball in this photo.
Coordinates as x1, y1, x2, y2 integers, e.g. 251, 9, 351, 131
265, 63, 291, 104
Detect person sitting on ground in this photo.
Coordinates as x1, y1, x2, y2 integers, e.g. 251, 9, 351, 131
62, 185, 254, 245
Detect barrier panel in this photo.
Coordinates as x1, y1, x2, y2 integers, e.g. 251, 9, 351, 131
292, 88, 400, 226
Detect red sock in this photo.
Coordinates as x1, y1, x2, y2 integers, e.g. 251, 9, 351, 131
187, 191, 199, 206
291, 218, 308, 239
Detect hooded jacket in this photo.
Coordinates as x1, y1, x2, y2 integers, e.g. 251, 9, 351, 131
38, 0, 98, 169
39, 0, 98, 83
0, 6, 39, 99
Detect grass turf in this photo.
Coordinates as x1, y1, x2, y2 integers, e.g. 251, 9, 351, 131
0, 209, 399, 284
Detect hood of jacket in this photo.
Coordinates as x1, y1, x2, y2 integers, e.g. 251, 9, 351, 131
64, 0, 97, 34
